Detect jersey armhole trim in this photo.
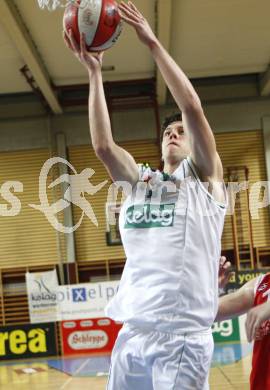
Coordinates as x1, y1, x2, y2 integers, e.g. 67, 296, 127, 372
186, 156, 227, 209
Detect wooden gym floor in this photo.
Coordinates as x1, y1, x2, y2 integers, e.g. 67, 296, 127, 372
0, 348, 251, 390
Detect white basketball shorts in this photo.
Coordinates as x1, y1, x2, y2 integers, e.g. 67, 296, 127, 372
106, 323, 214, 390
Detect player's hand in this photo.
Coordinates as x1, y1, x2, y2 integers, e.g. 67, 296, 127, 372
119, 1, 158, 48
218, 256, 232, 290
63, 30, 103, 73
245, 301, 270, 342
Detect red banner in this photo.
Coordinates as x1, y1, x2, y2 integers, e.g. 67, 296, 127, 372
61, 318, 122, 355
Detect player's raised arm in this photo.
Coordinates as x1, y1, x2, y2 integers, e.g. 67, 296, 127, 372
119, 1, 223, 184
63, 31, 139, 185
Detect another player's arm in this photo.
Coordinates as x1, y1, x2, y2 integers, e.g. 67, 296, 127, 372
215, 278, 256, 322
245, 291, 270, 342
218, 256, 233, 290
119, 2, 222, 184
63, 31, 139, 185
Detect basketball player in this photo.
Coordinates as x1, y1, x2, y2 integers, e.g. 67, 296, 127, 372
63, 1, 227, 388
216, 272, 270, 389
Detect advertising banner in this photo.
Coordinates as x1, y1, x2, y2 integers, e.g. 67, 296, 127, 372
212, 318, 240, 343
57, 281, 119, 321
26, 269, 59, 323
0, 323, 57, 360
225, 269, 269, 294
61, 318, 122, 356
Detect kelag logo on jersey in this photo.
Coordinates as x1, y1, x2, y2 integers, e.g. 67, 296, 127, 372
124, 204, 175, 229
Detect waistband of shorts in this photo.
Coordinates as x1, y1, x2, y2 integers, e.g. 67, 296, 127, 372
124, 322, 212, 337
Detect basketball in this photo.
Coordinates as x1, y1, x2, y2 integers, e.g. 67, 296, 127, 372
63, 0, 122, 52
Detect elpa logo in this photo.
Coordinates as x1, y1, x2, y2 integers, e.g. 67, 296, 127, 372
72, 288, 87, 303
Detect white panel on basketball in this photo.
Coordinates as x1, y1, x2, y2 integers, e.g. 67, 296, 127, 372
78, 0, 102, 47
92, 22, 122, 51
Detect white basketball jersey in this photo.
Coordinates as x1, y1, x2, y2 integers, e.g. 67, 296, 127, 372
105, 157, 227, 333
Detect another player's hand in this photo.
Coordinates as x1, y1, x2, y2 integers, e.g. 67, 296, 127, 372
218, 256, 232, 290
63, 30, 103, 73
119, 1, 158, 48
245, 301, 270, 342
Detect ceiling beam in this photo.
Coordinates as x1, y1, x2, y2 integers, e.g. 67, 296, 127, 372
156, 0, 172, 105
0, 0, 63, 114
259, 65, 270, 96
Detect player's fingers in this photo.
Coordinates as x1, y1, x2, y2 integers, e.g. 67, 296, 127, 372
245, 321, 251, 342
120, 2, 136, 13
245, 314, 251, 342
120, 1, 141, 17
219, 256, 226, 267
223, 261, 232, 271
119, 3, 142, 22
119, 12, 141, 27
63, 31, 73, 50
219, 257, 225, 266
251, 321, 260, 342
69, 29, 80, 54
80, 33, 88, 59
246, 313, 255, 342
119, 8, 141, 24
128, 1, 142, 17
98, 51, 104, 62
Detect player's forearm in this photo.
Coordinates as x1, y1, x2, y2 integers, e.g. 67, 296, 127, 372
216, 295, 242, 321
88, 70, 114, 154
216, 290, 253, 322
149, 40, 201, 113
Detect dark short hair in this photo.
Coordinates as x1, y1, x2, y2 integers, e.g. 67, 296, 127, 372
161, 113, 182, 140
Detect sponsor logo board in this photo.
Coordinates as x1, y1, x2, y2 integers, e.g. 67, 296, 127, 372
61, 318, 122, 356
212, 318, 240, 343
26, 270, 59, 323
0, 323, 56, 360
57, 281, 119, 321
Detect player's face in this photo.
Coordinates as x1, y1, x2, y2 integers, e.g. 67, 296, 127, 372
161, 121, 190, 162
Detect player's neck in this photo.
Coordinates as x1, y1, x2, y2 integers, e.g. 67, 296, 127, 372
163, 158, 184, 175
